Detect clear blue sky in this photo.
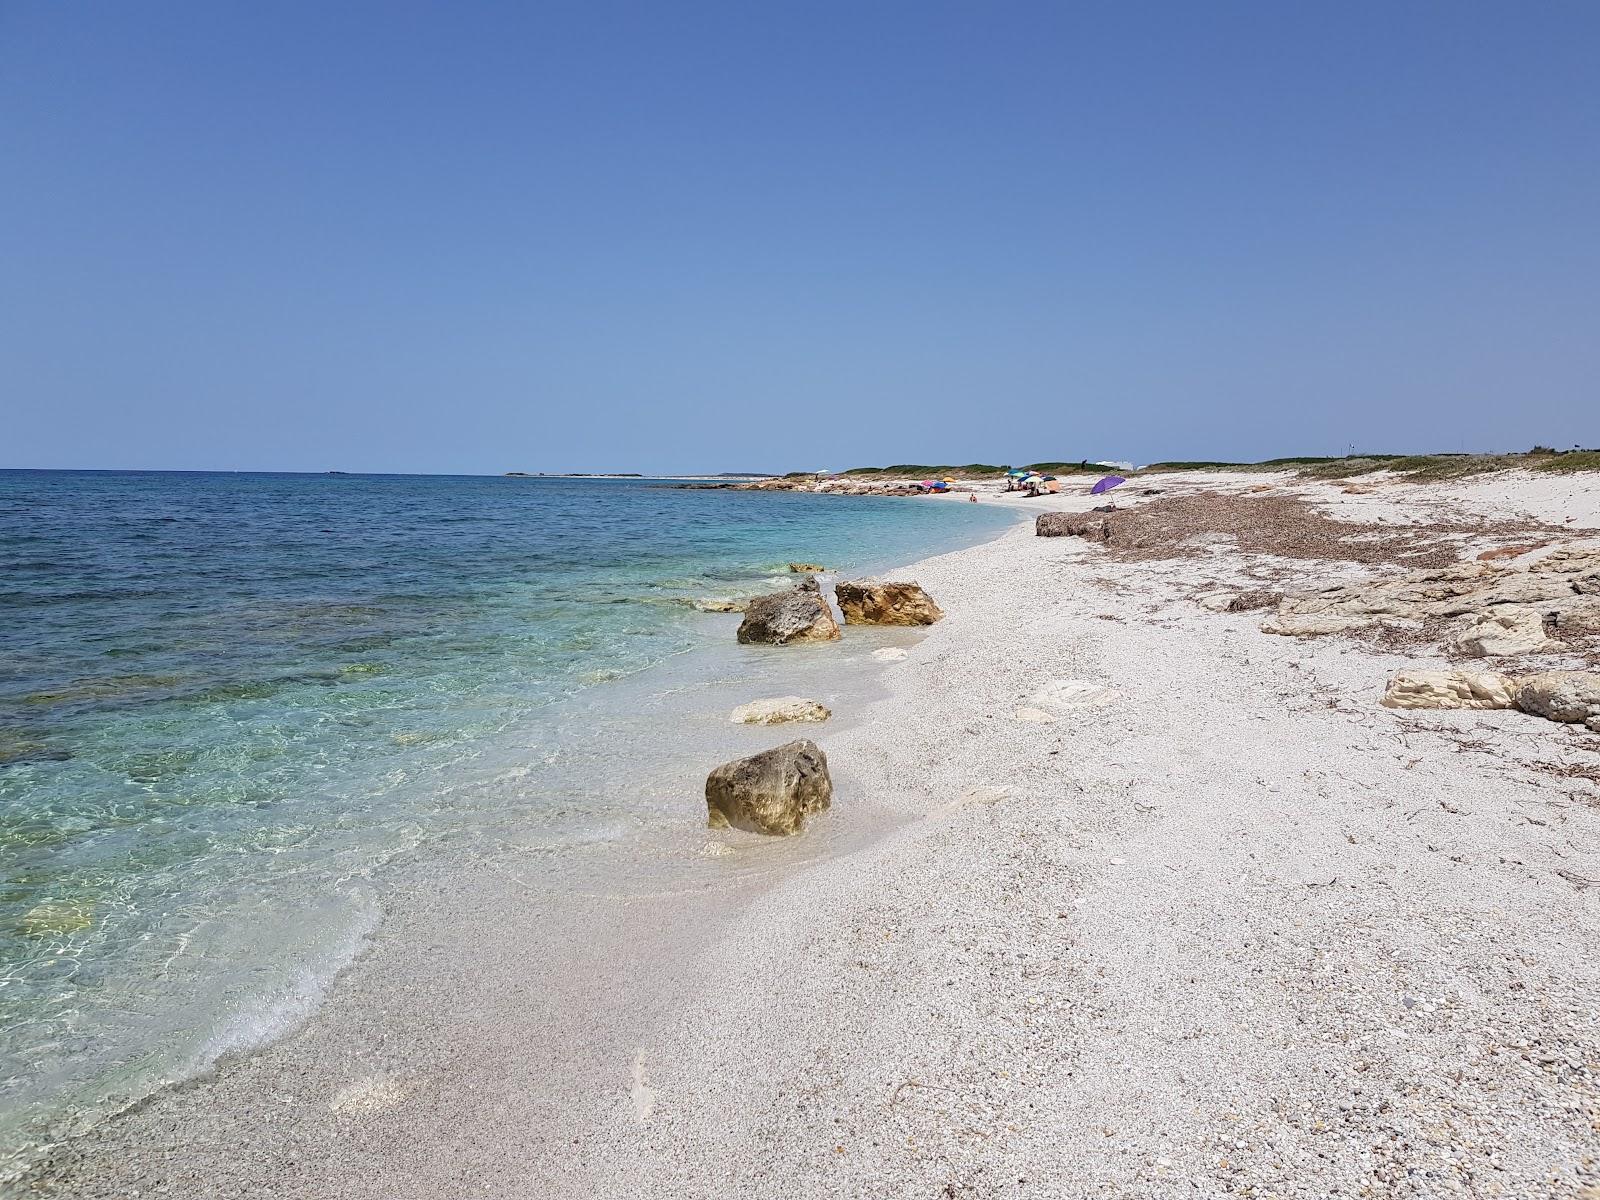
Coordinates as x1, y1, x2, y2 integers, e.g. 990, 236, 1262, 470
3, 2, 1596, 473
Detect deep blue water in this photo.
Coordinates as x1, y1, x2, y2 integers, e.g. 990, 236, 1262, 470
0, 470, 1012, 1169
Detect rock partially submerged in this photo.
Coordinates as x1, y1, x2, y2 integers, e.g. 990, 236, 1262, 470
1380, 670, 1516, 710
787, 562, 827, 574
834, 581, 943, 626
735, 579, 841, 645
705, 739, 833, 835
729, 697, 831, 725
694, 597, 747, 613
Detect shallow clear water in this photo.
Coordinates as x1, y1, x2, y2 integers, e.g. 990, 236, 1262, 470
0, 470, 1012, 1168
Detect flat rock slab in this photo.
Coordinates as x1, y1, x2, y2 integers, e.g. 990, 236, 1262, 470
1026, 679, 1119, 711
728, 697, 831, 725
1448, 607, 1560, 657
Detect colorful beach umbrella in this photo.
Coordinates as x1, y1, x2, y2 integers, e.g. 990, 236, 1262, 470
1090, 474, 1127, 495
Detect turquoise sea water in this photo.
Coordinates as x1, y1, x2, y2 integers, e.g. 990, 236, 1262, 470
0, 470, 1012, 1170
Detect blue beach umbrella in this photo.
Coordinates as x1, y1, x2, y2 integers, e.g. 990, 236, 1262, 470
1090, 474, 1127, 495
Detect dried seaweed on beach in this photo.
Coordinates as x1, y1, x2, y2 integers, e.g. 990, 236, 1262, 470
1099, 491, 1557, 568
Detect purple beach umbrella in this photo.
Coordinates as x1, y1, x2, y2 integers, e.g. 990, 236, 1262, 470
1090, 474, 1127, 495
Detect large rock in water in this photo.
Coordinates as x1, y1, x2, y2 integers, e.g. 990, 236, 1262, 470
1380, 670, 1516, 710
1036, 511, 1111, 540
705, 739, 833, 835
735, 579, 841, 645
1514, 672, 1600, 725
833, 581, 943, 626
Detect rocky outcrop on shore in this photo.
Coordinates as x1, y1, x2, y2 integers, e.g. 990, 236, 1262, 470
1381, 670, 1516, 710
1381, 666, 1600, 731
834, 580, 944, 626
735, 579, 841, 645
705, 739, 833, 835
1514, 672, 1600, 728
1255, 549, 1600, 649
1447, 608, 1558, 657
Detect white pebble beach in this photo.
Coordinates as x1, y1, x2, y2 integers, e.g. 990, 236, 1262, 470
32, 470, 1600, 1199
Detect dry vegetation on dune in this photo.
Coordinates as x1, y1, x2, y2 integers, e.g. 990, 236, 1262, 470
1143, 448, 1600, 480
821, 449, 1600, 483
1097, 491, 1559, 568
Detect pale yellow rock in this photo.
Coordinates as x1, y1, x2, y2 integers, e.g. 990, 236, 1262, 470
728, 697, 831, 725
1447, 608, 1560, 657
1380, 670, 1515, 710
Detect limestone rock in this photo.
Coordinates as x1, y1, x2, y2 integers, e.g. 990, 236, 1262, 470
1428, 571, 1580, 615
834, 581, 944, 626
694, 597, 746, 613
729, 697, 831, 725
1024, 679, 1119, 712
1530, 547, 1600, 583
1380, 670, 1515, 710
1273, 550, 1598, 635
1195, 592, 1238, 612
1513, 672, 1600, 725
1036, 511, 1111, 540
1447, 608, 1560, 657
735, 580, 841, 645
788, 562, 827, 573
1547, 595, 1600, 637
871, 646, 909, 662
1263, 614, 1383, 637
705, 739, 832, 835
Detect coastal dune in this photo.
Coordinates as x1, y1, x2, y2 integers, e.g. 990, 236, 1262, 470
32, 472, 1600, 1198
